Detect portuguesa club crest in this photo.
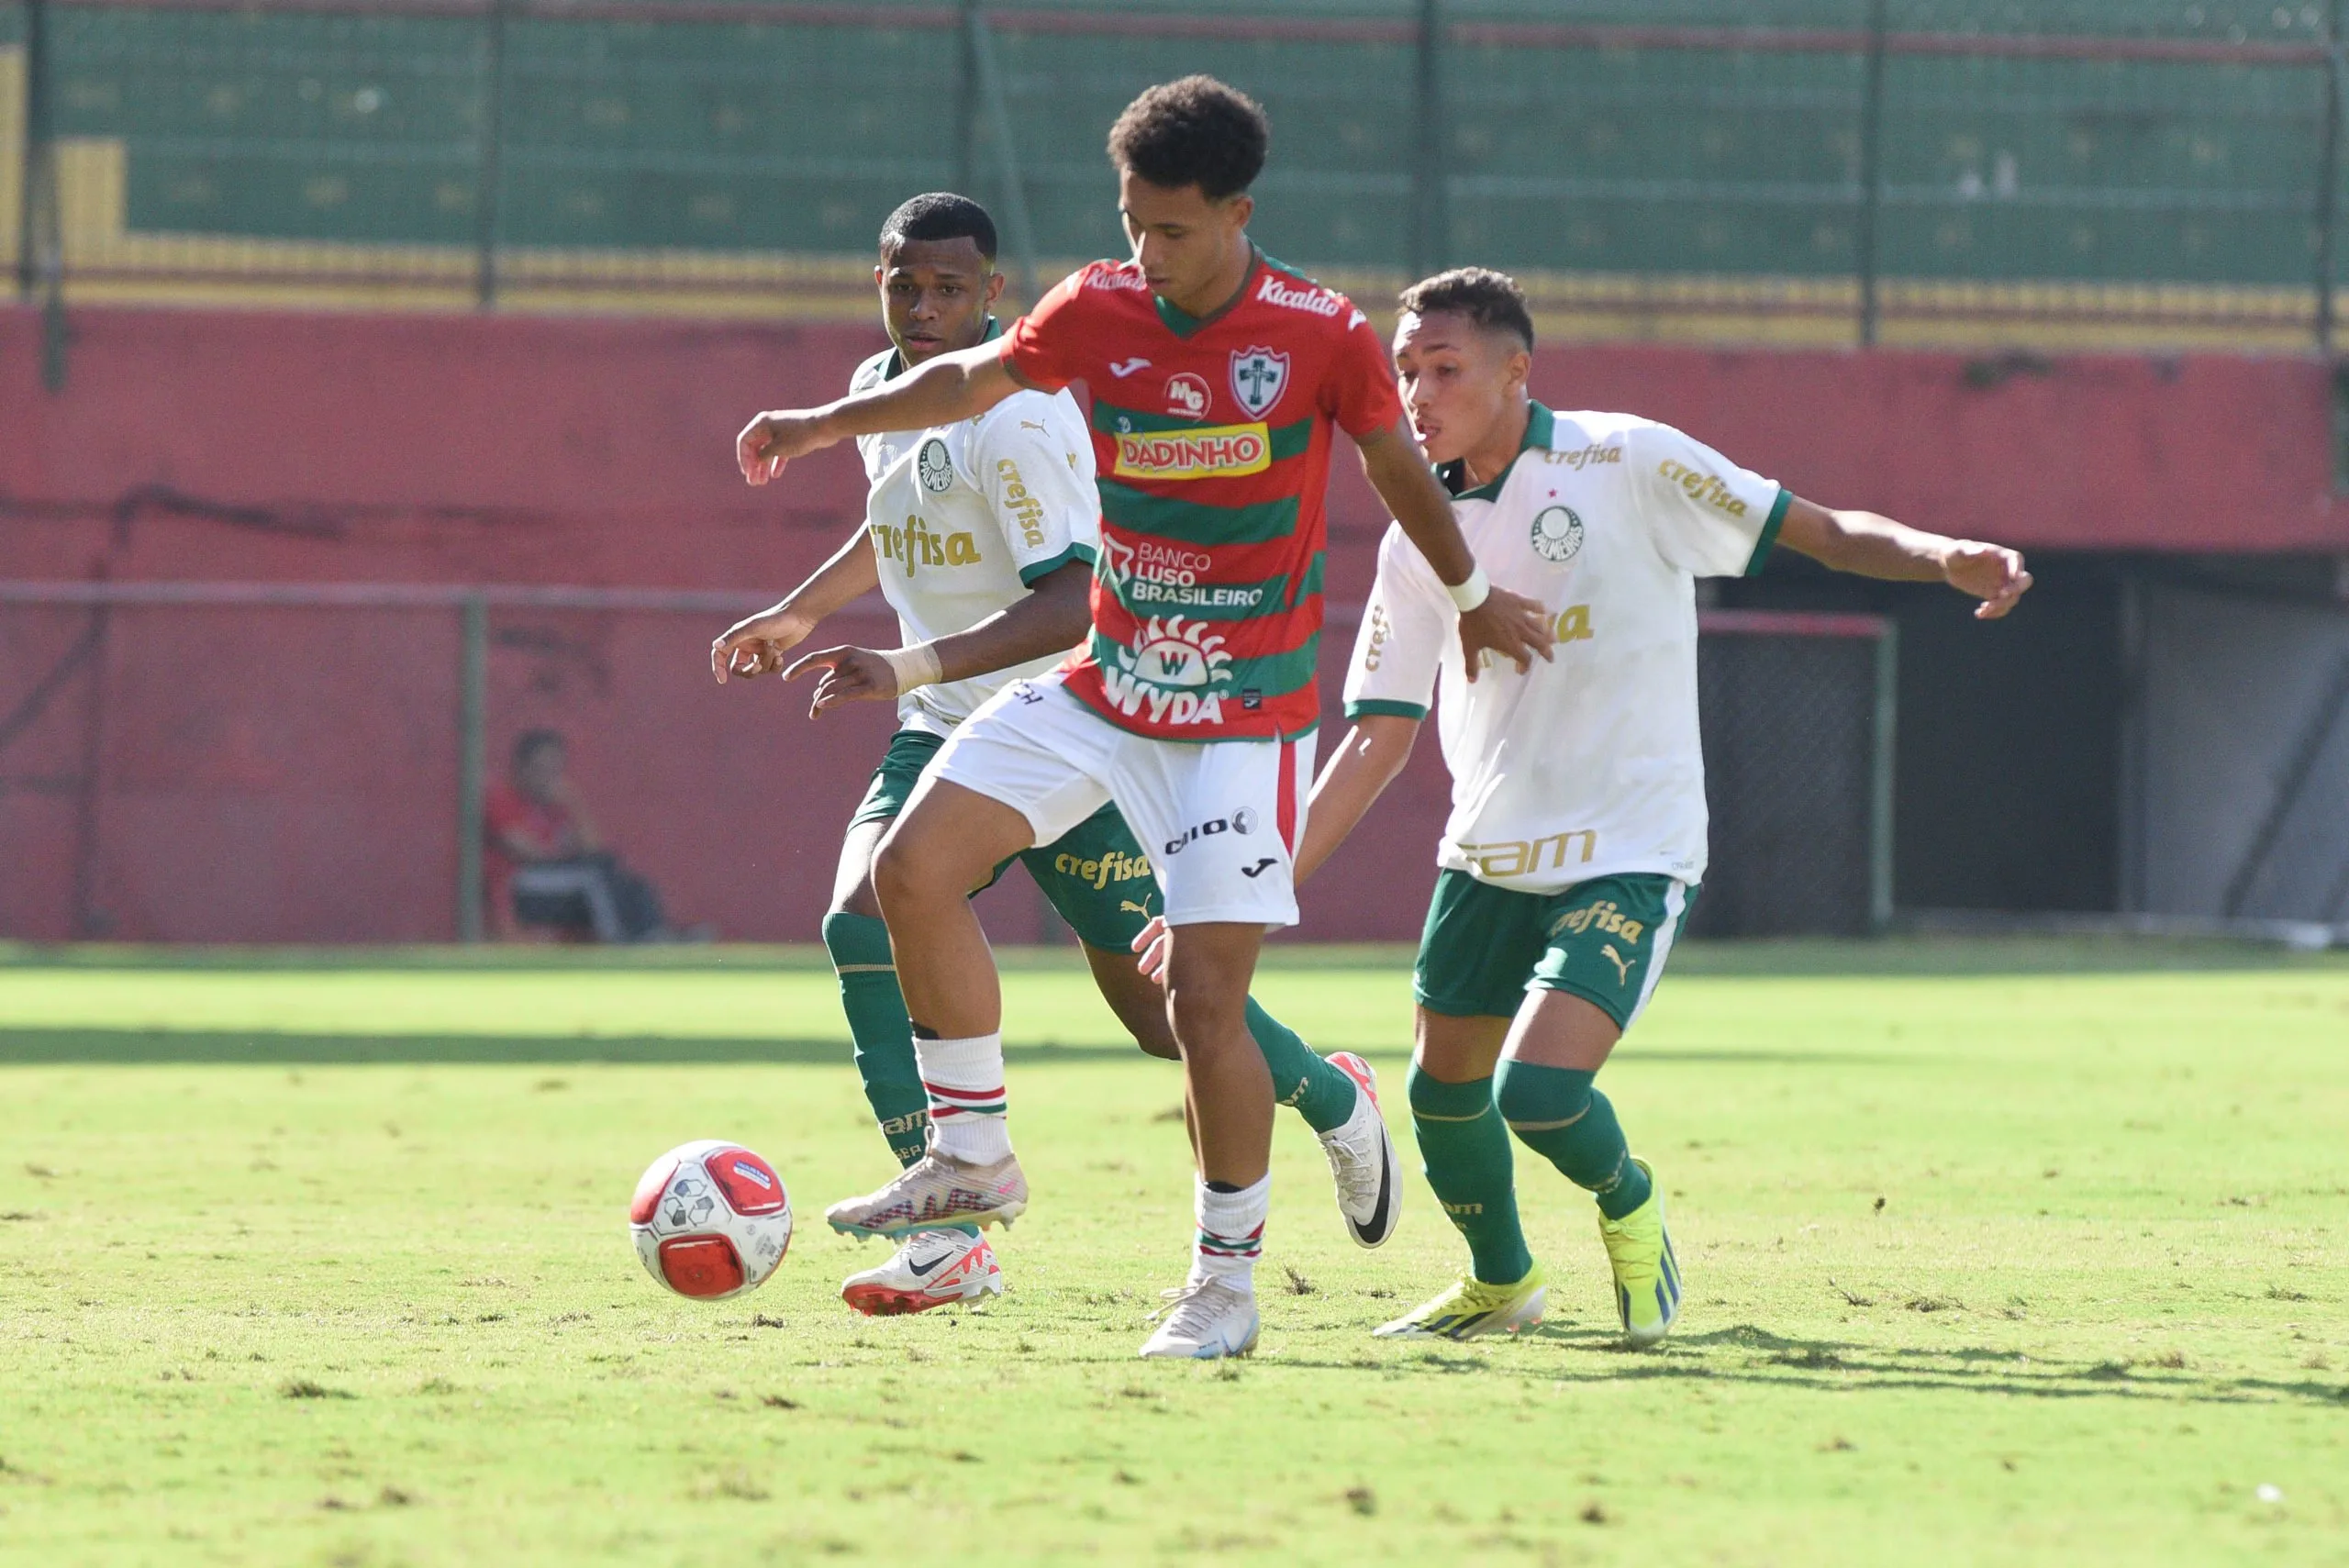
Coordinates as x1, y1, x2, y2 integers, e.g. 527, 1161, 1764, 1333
1229, 347, 1290, 418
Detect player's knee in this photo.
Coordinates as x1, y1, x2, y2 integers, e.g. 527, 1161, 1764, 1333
820, 908, 892, 972
1163, 982, 1246, 1056
1111, 986, 1181, 1061
1408, 1060, 1492, 1119
1494, 1058, 1593, 1132
871, 823, 952, 912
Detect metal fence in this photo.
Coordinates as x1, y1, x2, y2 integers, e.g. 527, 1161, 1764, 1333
6, 0, 2347, 360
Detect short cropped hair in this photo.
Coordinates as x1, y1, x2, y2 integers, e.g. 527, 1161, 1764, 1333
514, 728, 565, 769
1107, 75, 1269, 200
1398, 267, 1535, 351
878, 193, 997, 264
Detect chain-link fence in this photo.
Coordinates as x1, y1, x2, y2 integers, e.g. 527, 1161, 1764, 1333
1694, 610, 1894, 939
7, 1, 2345, 354
0, 584, 1893, 943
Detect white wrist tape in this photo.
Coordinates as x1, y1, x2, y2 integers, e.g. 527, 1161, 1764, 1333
1443, 565, 1492, 614
879, 641, 943, 694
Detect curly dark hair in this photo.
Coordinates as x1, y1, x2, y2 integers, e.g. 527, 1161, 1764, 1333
1397, 267, 1535, 350
1107, 75, 1269, 200
878, 192, 997, 263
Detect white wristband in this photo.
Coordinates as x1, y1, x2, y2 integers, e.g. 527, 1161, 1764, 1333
1444, 565, 1492, 614
879, 641, 943, 694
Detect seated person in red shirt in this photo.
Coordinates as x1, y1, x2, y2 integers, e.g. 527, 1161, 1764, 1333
484, 729, 671, 942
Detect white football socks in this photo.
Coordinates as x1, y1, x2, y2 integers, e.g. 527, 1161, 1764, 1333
917, 1032, 1011, 1164
1191, 1173, 1270, 1291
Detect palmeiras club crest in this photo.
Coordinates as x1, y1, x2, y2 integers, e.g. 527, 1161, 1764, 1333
1530, 505, 1585, 563
1229, 347, 1290, 418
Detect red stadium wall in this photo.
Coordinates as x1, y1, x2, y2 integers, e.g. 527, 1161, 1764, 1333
4, 304, 2344, 945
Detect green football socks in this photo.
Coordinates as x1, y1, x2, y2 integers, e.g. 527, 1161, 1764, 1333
1249, 997, 1360, 1134
821, 911, 930, 1168
1407, 1065, 1533, 1284
1494, 1059, 1653, 1220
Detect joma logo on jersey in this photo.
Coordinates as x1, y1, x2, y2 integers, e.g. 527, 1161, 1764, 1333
1550, 897, 1646, 946
872, 515, 980, 575
1051, 847, 1152, 890
1113, 423, 1271, 480
1457, 829, 1598, 878
994, 458, 1048, 548
1657, 460, 1751, 517
1100, 615, 1235, 726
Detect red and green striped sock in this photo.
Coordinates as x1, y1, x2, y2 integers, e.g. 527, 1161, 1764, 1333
915, 1032, 1011, 1164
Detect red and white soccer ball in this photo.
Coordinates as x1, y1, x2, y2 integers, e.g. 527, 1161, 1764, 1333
629, 1140, 793, 1299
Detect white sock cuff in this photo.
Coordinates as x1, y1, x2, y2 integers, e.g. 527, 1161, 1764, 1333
1196, 1173, 1271, 1235
915, 1032, 1004, 1087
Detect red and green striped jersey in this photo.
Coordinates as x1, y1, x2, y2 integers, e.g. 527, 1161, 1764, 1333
1003, 249, 1403, 741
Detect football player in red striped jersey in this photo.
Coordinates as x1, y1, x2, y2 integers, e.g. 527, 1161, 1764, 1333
737, 76, 1552, 1359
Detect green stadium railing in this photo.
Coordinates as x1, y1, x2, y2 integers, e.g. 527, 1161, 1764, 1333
7, 0, 2348, 365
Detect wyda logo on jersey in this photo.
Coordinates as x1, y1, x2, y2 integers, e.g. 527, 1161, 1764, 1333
1229, 347, 1290, 418
1099, 615, 1235, 727
917, 439, 954, 494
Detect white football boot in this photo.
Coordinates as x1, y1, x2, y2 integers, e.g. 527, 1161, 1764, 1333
1319, 1052, 1403, 1248
1138, 1277, 1260, 1360
840, 1229, 1004, 1317
825, 1150, 1028, 1240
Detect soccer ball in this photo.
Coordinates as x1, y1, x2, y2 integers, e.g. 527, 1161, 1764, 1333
629, 1140, 793, 1299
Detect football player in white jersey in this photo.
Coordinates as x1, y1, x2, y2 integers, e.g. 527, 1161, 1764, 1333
1293, 267, 2030, 1343
711, 195, 1397, 1318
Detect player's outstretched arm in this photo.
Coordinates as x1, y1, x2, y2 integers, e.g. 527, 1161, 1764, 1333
778, 561, 1094, 718
1776, 497, 2033, 619
1354, 418, 1553, 681
710, 524, 883, 684
736, 339, 1025, 484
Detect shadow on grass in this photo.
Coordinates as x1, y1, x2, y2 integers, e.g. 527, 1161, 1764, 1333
0, 1029, 1926, 1071
6, 934, 2344, 977
1259, 1320, 2349, 1409
0, 1029, 1153, 1065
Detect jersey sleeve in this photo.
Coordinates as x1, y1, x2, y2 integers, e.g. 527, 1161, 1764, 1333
974, 395, 1100, 585
1319, 306, 1406, 440
1002, 268, 1096, 393
1342, 525, 1450, 722
1627, 420, 1790, 578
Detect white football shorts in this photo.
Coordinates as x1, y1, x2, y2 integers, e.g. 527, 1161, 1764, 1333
927, 669, 1315, 929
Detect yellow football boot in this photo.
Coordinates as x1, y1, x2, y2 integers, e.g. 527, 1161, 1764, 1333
1371, 1264, 1547, 1340
1598, 1158, 1681, 1347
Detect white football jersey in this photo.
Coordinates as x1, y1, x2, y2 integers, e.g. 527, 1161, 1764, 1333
1341, 402, 1786, 893
851, 336, 1099, 736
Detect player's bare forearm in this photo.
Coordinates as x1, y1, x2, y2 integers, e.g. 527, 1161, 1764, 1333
737, 342, 1021, 484
790, 527, 885, 623
1356, 419, 1476, 585
1777, 496, 2033, 620
711, 529, 881, 684
1297, 715, 1419, 882
928, 561, 1094, 684
779, 562, 1094, 717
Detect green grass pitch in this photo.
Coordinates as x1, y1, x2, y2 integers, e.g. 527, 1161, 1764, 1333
2, 940, 2345, 1565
